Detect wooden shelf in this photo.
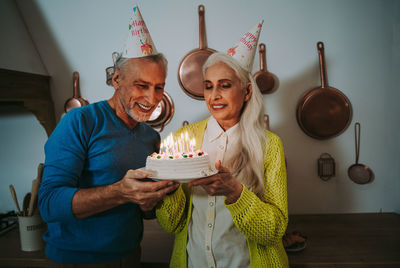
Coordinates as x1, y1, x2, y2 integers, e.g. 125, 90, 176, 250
0, 68, 56, 137
1, 213, 399, 267
287, 213, 400, 267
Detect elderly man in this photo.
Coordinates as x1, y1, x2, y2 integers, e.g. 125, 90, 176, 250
38, 6, 177, 267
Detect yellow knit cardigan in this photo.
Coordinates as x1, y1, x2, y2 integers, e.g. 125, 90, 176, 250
156, 118, 289, 267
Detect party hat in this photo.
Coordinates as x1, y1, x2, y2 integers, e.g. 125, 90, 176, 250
226, 20, 264, 71
121, 5, 158, 58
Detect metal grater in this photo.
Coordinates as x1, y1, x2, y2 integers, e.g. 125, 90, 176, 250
318, 153, 335, 181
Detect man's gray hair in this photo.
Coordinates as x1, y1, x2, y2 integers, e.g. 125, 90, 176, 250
111, 52, 168, 77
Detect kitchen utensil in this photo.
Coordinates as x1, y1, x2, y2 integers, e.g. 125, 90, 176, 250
64, 72, 89, 113
9, 184, 22, 215
264, 114, 270, 130
146, 91, 174, 132
318, 153, 335, 181
253, 43, 275, 94
177, 5, 216, 100
105, 52, 120, 86
28, 163, 44, 216
22, 193, 31, 216
265, 114, 287, 167
348, 122, 374, 184
296, 41, 352, 139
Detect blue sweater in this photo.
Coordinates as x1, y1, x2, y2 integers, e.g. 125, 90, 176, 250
39, 101, 160, 263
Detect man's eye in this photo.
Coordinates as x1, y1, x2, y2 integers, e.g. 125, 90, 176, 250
156, 86, 164, 90
136, 84, 148, 89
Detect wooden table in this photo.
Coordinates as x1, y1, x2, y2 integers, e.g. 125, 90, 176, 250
286, 213, 400, 267
1, 213, 399, 267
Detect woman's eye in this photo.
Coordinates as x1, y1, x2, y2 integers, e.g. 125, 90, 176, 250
204, 83, 212, 90
221, 83, 231, 89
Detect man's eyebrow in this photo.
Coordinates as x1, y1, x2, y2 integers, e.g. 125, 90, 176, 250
134, 80, 150, 84
135, 80, 165, 86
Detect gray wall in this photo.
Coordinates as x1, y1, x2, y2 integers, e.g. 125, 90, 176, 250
1, 0, 399, 214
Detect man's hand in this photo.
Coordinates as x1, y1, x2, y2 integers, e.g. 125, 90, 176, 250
116, 169, 180, 211
72, 169, 179, 219
188, 161, 243, 203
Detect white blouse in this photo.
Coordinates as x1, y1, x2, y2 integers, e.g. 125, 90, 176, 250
187, 117, 250, 268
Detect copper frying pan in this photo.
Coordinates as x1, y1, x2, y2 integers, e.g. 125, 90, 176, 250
254, 43, 275, 94
177, 5, 216, 100
146, 91, 174, 132
296, 42, 352, 139
64, 72, 89, 113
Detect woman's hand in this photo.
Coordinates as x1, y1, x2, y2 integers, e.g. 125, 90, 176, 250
189, 160, 243, 203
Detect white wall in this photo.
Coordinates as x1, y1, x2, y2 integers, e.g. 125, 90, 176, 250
0, 0, 47, 213
1, 0, 399, 214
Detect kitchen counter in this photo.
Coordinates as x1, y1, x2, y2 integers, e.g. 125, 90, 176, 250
287, 213, 400, 267
0, 213, 399, 267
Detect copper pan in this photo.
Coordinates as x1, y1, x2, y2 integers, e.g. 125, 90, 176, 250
253, 43, 275, 94
146, 91, 174, 132
177, 5, 216, 100
64, 72, 89, 113
296, 41, 352, 139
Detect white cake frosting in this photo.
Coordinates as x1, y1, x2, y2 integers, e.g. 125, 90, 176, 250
145, 151, 214, 182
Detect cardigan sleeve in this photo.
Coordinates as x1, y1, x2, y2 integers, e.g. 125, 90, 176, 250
156, 184, 188, 234
225, 131, 288, 247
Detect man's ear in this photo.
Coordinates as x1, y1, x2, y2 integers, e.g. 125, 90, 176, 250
245, 82, 253, 102
112, 69, 121, 90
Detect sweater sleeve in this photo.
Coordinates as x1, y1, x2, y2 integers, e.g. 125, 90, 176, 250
225, 132, 288, 247
156, 185, 188, 234
38, 109, 90, 223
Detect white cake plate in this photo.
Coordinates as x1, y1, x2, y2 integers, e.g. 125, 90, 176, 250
137, 167, 218, 183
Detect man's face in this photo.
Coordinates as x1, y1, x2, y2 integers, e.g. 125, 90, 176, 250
113, 58, 166, 122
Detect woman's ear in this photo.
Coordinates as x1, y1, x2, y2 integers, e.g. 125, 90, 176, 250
112, 69, 121, 90
245, 82, 253, 102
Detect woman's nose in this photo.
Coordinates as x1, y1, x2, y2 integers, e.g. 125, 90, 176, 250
210, 88, 221, 100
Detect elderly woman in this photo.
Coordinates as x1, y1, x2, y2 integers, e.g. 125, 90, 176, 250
156, 24, 288, 268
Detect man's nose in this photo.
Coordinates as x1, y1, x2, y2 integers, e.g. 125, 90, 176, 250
144, 88, 158, 104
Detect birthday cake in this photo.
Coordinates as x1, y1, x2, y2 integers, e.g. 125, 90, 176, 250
145, 150, 215, 182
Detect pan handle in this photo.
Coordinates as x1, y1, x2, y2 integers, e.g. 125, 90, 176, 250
317, 41, 327, 88
73, 71, 80, 98
354, 122, 361, 164
198, 5, 207, 49
259, 43, 266, 71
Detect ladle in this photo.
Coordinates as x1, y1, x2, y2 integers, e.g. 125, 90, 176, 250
64, 72, 89, 113
348, 122, 374, 184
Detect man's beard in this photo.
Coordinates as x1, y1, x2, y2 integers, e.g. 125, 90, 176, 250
118, 89, 152, 122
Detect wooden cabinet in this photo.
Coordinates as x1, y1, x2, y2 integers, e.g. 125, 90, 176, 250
0, 68, 56, 137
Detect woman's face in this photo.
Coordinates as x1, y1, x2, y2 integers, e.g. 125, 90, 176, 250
204, 61, 251, 130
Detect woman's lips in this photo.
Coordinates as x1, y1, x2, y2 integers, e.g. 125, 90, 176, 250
211, 104, 226, 110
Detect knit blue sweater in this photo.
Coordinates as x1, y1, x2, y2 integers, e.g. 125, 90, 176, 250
38, 101, 160, 263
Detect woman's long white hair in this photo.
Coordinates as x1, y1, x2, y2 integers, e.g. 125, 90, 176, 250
203, 52, 267, 197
